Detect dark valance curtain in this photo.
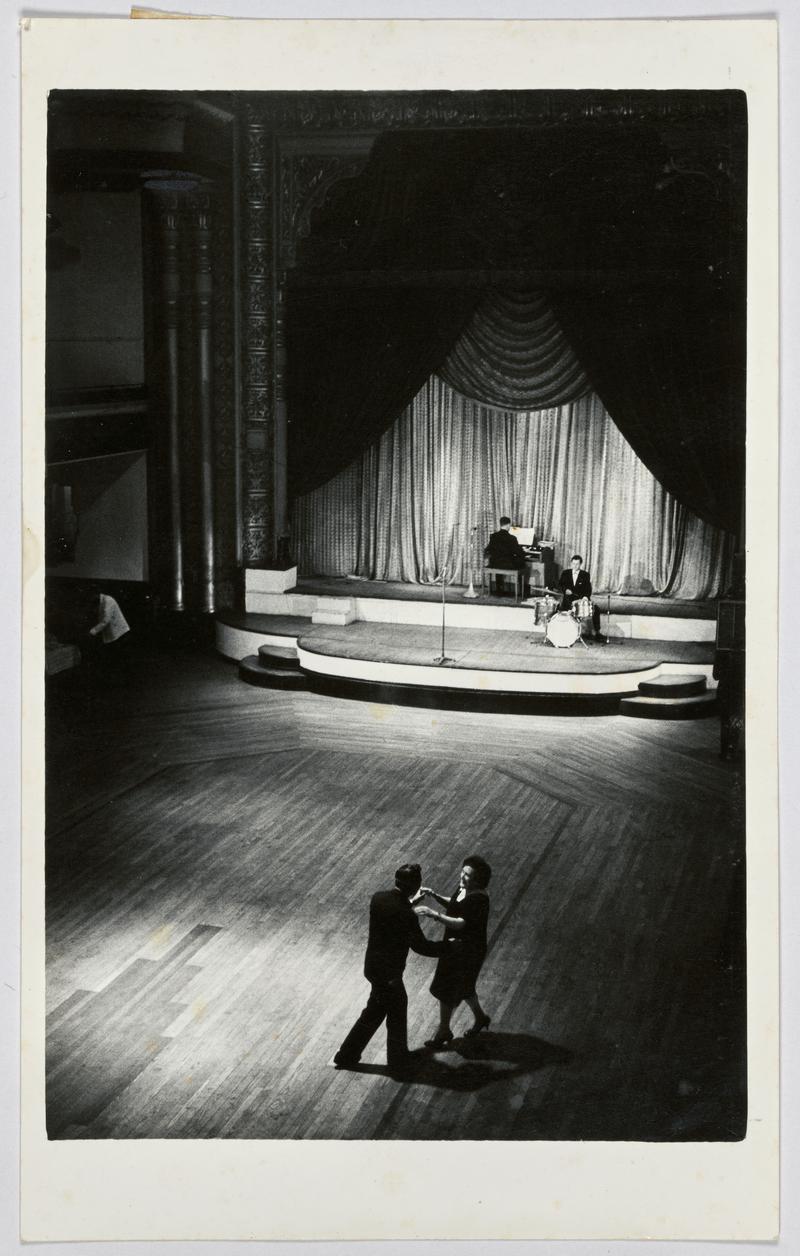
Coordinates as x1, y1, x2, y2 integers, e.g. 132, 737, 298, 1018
287, 130, 500, 497
551, 277, 745, 537
286, 285, 481, 497
437, 290, 590, 409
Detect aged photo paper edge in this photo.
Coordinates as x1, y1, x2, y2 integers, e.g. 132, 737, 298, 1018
18, 15, 780, 1243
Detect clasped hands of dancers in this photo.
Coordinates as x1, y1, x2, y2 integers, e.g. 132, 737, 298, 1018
333, 857, 492, 1077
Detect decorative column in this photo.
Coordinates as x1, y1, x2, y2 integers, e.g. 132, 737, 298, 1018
240, 104, 274, 566
272, 271, 288, 544
269, 133, 289, 545
193, 192, 216, 613
238, 107, 374, 570
155, 190, 185, 611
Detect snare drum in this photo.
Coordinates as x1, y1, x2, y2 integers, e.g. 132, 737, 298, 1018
573, 596, 593, 620
546, 611, 580, 648
532, 597, 557, 626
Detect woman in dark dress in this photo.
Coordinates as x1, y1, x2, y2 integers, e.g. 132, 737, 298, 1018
415, 855, 492, 1048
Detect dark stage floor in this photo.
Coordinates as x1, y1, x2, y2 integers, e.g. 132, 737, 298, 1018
45, 643, 746, 1141
289, 575, 718, 618
297, 621, 714, 673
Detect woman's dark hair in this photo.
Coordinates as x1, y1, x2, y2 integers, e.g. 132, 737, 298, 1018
463, 855, 491, 888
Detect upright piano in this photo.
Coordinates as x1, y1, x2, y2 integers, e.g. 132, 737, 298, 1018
509, 528, 556, 593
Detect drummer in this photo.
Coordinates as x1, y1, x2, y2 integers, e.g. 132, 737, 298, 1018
558, 554, 605, 641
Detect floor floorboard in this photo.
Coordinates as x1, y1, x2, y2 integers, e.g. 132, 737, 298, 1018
45, 644, 746, 1140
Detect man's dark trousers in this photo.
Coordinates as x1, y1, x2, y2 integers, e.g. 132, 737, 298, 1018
335, 884, 443, 1068
337, 977, 409, 1067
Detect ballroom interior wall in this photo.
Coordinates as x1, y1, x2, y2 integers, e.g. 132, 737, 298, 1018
46, 92, 239, 612
46, 452, 149, 583
46, 190, 144, 393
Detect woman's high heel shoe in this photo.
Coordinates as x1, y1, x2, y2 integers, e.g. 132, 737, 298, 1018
464, 1015, 491, 1037
424, 1030, 454, 1049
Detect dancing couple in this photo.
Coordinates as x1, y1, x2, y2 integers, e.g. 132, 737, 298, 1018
332, 856, 492, 1076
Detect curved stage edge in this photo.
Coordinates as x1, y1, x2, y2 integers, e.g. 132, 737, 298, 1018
216, 611, 716, 711
297, 641, 662, 696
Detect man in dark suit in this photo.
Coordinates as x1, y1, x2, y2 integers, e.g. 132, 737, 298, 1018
333, 863, 445, 1074
484, 516, 527, 597
559, 553, 605, 639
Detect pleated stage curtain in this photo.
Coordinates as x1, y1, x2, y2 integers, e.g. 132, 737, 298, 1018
292, 376, 731, 599
438, 290, 591, 410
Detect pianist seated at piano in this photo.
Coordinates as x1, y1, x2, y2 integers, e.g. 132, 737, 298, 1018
483, 517, 527, 596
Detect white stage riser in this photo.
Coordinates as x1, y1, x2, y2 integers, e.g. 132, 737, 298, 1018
242, 591, 714, 643
629, 616, 715, 642
245, 566, 298, 594
216, 623, 296, 659
216, 622, 717, 696
297, 647, 698, 697
245, 592, 318, 615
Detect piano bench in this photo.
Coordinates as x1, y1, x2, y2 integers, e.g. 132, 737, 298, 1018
483, 567, 524, 602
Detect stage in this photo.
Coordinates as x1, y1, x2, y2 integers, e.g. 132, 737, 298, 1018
216, 577, 719, 710
242, 573, 717, 634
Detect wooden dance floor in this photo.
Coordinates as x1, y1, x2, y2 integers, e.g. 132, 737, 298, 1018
45, 644, 745, 1141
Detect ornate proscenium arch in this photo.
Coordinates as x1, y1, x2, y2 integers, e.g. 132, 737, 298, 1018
239, 91, 746, 560
278, 135, 376, 271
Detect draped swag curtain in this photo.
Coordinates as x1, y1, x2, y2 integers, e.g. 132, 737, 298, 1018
292, 376, 730, 600
438, 290, 590, 409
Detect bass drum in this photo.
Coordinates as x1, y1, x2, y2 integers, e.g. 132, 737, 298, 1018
546, 611, 580, 649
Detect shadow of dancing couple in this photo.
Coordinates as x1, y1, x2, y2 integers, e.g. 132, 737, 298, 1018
332, 857, 493, 1079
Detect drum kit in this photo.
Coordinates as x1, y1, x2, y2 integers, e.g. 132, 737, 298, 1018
530, 591, 595, 649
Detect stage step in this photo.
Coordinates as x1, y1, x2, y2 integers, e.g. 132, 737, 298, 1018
238, 655, 308, 689
258, 643, 300, 670
311, 597, 356, 627
637, 673, 708, 699
619, 691, 717, 720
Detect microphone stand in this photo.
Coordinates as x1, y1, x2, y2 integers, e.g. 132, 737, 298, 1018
433, 563, 454, 665
603, 590, 613, 644
462, 525, 479, 599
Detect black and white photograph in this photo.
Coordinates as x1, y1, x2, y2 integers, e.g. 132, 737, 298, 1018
18, 13, 780, 1245
42, 79, 749, 1140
